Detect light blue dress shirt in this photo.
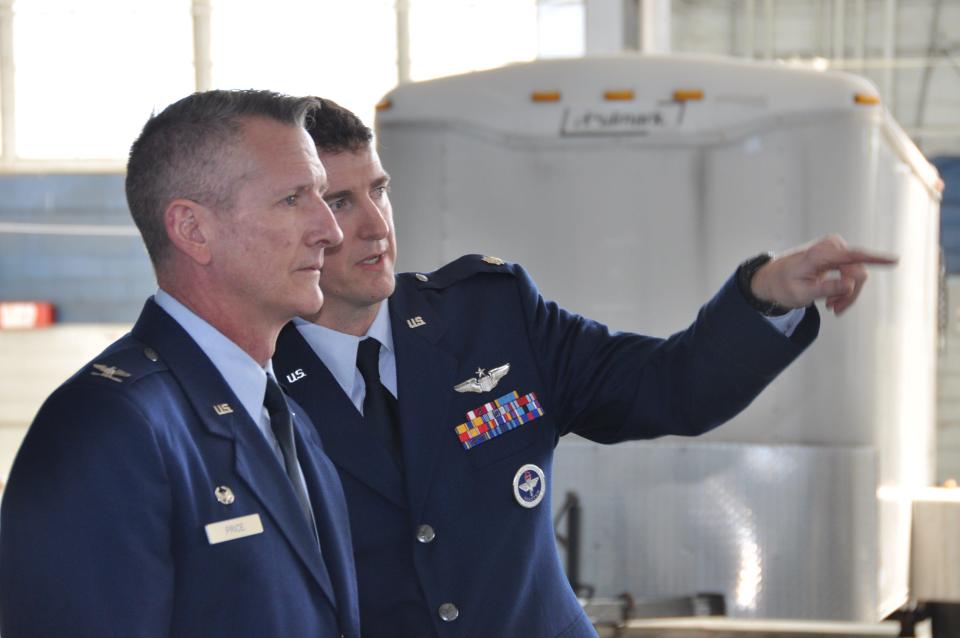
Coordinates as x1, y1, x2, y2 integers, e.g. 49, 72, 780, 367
294, 299, 397, 415
154, 289, 314, 506
766, 307, 805, 337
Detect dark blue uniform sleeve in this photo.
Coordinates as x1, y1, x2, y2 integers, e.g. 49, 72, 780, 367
512, 264, 819, 442
0, 384, 174, 638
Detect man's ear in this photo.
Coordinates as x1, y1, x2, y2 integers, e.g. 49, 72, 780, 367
165, 199, 213, 266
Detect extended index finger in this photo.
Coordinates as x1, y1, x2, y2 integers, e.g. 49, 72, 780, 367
821, 249, 898, 268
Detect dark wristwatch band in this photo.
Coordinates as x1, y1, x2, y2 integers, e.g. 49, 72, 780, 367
736, 253, 792, 317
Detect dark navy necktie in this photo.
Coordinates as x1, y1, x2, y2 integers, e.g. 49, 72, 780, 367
356, 337, 402, 465
264, 375, 319, 541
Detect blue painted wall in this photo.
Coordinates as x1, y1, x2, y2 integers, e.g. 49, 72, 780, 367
0, 174, 154, 323
934, 156, 960, 274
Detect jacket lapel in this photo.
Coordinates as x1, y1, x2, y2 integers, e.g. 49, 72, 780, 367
388, 282, 461, 520
294, 419, 360, 636
275, 323, 407, 509
130, 301, 337, 608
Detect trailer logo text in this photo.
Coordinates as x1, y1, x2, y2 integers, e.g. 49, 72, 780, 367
560, 105, 682, 136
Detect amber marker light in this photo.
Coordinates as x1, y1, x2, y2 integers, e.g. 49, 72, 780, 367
375, 98, 393, 111
531, 90, 562, 103
673, 89, 704, 102
854, 93, 880, 105
603, 89, 635, 101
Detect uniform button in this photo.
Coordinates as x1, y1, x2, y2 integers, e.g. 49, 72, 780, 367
438, 603, 459, 622
415, 524, 435, 543
415, 273, 429, 282
143, 347, 159, 362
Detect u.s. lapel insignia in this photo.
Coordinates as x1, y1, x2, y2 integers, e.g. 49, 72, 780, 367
513, 464, 545, 508
454, 363, 510, 394
213, 403, 233, 416
285, 368, 306, 383
214, 485, 235, 505
481, 255, 505, 265
91, 363, 131, 383
407, 316, 426, 329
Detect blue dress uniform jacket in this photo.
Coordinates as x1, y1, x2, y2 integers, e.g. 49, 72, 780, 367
0, 299, 360, 638
273, 255, 819, 638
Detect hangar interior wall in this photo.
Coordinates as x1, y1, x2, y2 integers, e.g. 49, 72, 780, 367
0, 174, 147, 481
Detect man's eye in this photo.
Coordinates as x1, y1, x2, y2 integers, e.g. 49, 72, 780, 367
373, 185, 390, 198
328, 198, 347, 212
284, 194, 298, 206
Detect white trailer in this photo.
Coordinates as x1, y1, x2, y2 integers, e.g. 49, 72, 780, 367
375, 55, 942, 627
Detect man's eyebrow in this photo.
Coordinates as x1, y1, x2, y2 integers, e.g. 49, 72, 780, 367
324, 174, 392, 201
323, 188, 352, 201
273, 182, 317, 198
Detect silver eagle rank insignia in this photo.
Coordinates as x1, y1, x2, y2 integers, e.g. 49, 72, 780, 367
91, 363, 132, 383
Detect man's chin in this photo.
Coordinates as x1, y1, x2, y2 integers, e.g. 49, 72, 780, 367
379, 279, 397, 301
359, 273, 396, 301
296, 293, 325, 320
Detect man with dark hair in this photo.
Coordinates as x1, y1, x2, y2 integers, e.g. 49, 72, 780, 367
0, 90, 360, 638
273, 99, 893, 637
304, 97, 374, 155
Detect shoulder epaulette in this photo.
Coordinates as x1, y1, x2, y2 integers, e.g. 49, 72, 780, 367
79, 338, 168, 387
401, 254, 517, 290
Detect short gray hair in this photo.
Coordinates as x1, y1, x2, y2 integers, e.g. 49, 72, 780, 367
125, 89, 320, 268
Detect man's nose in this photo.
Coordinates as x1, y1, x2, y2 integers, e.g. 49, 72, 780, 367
358, 199, 390, 240
307, 199, 343, 248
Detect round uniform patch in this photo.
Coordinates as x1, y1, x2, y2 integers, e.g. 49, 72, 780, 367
513, 464, 545, 508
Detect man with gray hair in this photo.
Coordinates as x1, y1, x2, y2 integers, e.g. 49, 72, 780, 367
0, 90, 360, 638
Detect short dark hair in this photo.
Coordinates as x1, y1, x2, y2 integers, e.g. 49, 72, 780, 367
125, 89, 320, 268
304, 98, 373, 154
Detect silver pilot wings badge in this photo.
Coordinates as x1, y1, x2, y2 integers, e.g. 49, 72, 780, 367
454, 364, 510, 394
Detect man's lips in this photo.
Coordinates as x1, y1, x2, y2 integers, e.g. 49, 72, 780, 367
358, 253, 383, 266
297, 262, 324, 274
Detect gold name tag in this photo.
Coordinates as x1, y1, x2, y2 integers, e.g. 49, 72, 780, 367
205, 513, 264, 545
